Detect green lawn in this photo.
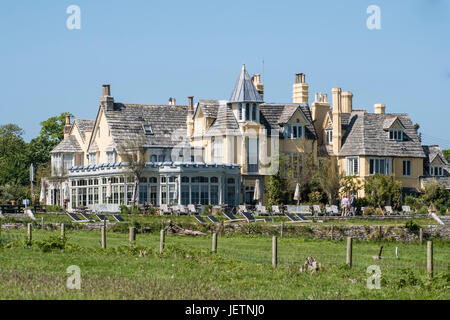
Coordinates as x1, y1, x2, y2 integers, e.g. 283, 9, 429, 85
0, 228, 448, 300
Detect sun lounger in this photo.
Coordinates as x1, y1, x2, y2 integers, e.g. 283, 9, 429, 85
295, 213, 310, 222
384, 206, 394, 216
95, 214, 108, 222
272, 205, 282, 215
193, 215, 206, 223
285, 213, 298, 222
242, 211, 266, 223
402, 206, 411, 215
207, 215, 219, 223
331, 205, 339, 215
80, 212, 95, 221
112, 214, 125, 222
188, 204, 198, 214
160, 204, 172, 215
223, 211, 246, 223
312, 205, 322, 215
67, 212, 85, 222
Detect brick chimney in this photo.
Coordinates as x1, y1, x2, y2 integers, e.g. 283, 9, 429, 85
100, 84, 114, 111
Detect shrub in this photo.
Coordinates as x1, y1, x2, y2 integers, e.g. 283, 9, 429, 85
375, 207, 384, 216
130, 205, 141, 215
405, 219, 420, 232
202, 205, 213, 215
308, 191, 322, 204
363, 206, 375, 216
404, 196, 416, 208
418, 207, 428, 215
35, 235, 67, 252
364, 174, 402, 211
120, 205, 129, 215
45, 205, 62, 213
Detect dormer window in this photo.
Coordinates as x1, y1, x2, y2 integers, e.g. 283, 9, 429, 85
143, 124, 153, 135
389, 130, 403, 141
430, 166, 444, 176
284, 125, 304, 139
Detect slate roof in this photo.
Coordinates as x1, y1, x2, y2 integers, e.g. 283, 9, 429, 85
205, 101, 240, 136
422, 145, 449, 167
421, 177, 450, 190
229, 65, 263, 103
259, 103, 317, 140
103, 103, 190, 148
51, 135, 83, 153
195, 100, 220, 118
338, 112, 426, 158
74, 119, 95, 141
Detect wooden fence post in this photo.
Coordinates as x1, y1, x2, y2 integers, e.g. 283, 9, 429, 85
280, 222, 284, 238
272, 236, 278, 268
427, 241, 433, 278
160, 229, 165, 254
41, 217, 44, 230
27, 223, 32, 242
212, 232, 217, 253
378, 225, 382, 242
346, 237, 353, 267
419, 228, 423, 245
129, 227, 136, 243
60, 223, 65, 238
101, 226, 106, 249
330, 225, 334, 240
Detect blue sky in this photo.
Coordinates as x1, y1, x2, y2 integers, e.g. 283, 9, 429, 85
0, 0, 449, 148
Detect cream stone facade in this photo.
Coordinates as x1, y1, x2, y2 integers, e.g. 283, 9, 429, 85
43, 65, 448, 211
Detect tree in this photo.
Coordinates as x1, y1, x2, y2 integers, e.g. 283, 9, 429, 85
40, 112, 73, 143
316, 157, 343, 205
364, 174, 402, 210
340, 175, 363, 197
118, 137, 147, 205
443, 149, 450, 163
422, 178, 449, 208
266, 169, 288, 206
0, 124, 30, 186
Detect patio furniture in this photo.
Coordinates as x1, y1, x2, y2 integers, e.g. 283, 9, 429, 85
402, 206, 412, 215
112, 214, 125, 222
242, 212, 266, 223
222, 211, 246, 223
272, 205, 282, 215
160, 204, 172, 215
384, 206, 394, 216
188, 204, 198, 215
193, 215, 206, 223
207, 215, 219, 223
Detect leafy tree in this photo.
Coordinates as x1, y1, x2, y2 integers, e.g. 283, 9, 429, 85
39, 112, 73, 143
0, 124, 30, 186
27, 135, 55, 167
421, 178, 449, 208
443, 149, 450, 163
266, 169, 288, 206
340, 175, 363, 197
316, 157, 343, 204
364, 174, 402, 210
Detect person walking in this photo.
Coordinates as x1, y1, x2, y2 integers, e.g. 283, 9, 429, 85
341, 195, 349, 217
349, 194, 356, 216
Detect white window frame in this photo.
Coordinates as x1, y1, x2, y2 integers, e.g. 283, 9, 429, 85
284, 125, 304, 139
369, 157, 391, 176
325, 129, 332, 145
346, 157, 359, 176
403, 160, 412, 177
389, 130, 403, 141
106, 150, 116, 163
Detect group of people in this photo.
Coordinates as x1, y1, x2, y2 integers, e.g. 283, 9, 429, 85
340, 194, 356, 216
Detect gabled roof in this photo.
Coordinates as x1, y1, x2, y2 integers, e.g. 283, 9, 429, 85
73, 119, 95, 141
422, 145, 449, 167
103, 103, 190, 148
339, 112, 426, 158
205, 101, 240, 136
229, 65, 263, 103
51, 135, 83, 153
382, 116, 406, 131
194, 100, 220, 119
259, 103, 317, 140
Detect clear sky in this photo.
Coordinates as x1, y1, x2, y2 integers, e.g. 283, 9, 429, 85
0, 0, 449, 148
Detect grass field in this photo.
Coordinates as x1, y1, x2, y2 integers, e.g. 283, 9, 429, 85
0, 225, 449, 300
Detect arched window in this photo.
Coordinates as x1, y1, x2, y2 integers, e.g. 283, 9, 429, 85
211, 177, 219, 183
252, 103, 256, 121
149, 177, 157, 183
245, 103, 250, 121
238, 103, 242, 121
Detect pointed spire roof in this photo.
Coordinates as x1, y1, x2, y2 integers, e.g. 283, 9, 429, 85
229, 64, 263, 103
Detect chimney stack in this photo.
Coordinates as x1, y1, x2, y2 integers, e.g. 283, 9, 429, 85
169, 97, 176, 106
332, 88, 342, 155
311, 92, 331, 146
293, 73, 309, 104
188, 96, 194, 110
63, 115, 71, 139
252, 74, 264, 100
341, 91, 353, 113
374, 103, 386, 114
100, 84, 114, 111
186, 96, 195, 137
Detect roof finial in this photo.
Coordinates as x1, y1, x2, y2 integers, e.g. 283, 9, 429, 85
242, 64, 246, 71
